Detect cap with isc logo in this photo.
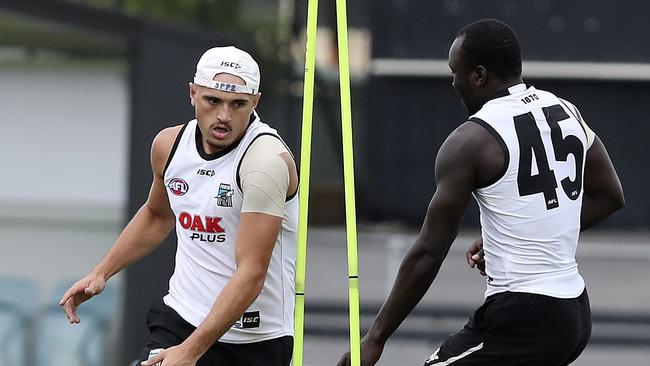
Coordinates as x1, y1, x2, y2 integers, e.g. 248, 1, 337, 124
193, 46, 260, 95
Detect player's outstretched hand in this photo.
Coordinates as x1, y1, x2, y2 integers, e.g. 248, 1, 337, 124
336, 336, 385, 366
59, 274, 106, 323
466, 238, 486, 276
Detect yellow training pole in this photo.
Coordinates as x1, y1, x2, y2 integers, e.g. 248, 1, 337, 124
293, 0, 318, 364
335, 0, 361, 365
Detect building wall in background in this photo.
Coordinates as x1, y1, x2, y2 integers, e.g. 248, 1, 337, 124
0, 64, 129, 365
365, 0, 650, 229
0, 66, 129, 206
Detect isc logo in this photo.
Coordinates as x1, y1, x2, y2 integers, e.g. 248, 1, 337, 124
220, 61, 241, 69
168, 178, 189, 196
233, 311, 261, 329
197, 169, 215, 177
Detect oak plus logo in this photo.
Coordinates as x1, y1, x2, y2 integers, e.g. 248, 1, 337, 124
168, 178, 189, 196
178, 211, 226, 243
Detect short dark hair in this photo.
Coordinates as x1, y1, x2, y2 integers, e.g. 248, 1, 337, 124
457, 19, 522, 80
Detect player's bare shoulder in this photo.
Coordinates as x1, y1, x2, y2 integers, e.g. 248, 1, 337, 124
439, 122, 495, 163
151, 125, 185, 176
241, 135, 298, 196
436, 121, 505, 187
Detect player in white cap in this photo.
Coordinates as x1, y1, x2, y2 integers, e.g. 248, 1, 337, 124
60, 46, 299, 366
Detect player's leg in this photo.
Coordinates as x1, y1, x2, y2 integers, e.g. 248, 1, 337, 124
423, 328, 489, 366
194, 337, 292, 365
560, 290, 592, 366
212, 336, 293, 365
423, 291, 592, 366
423, 296, 505, 366
138, 300, 292, 365
138, 300, 192, 362
138, 300, 243, 365
505, 290, 591, 366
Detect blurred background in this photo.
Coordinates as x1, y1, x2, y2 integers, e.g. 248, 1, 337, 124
0, 0, 648, 365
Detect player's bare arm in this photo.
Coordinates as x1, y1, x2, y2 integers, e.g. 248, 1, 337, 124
580, 135, 624, 230
338, 122, 501, 366
59, 125, 181, 323
142, 137, 298, 365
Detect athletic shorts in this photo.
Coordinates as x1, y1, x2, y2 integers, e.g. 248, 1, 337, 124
139, 300, 293, 366
424, 289, 591, 366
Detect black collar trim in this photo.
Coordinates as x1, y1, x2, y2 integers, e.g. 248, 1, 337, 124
195, 113, 256, 161
492, 83, 532, 100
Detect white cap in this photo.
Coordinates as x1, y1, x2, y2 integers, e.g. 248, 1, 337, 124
193, 46, 260, 94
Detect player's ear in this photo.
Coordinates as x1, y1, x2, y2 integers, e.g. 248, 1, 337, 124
251, 92, 261, 109
473, 65, 488, 87
189, 82, 198, 107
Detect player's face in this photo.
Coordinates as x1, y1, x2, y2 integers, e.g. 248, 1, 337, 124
448, 36, 481, 115
190, 73, 260, 154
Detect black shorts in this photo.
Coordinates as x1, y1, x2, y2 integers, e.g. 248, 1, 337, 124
424, 289, 591, 366
139, 300, 293, 366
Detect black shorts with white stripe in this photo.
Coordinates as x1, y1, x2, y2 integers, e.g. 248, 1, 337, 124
424, 289, 591, 366
139, 300, 293, 366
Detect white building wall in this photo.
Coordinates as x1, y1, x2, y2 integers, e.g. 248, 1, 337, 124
0, 66, 129, 206
0, 64, 129, 366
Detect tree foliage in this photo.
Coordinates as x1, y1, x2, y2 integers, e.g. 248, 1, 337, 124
77, 0, 243, 31
72, 0, 292, 91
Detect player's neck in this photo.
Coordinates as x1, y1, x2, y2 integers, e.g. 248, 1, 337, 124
202, 139, 223, 155
486, 77, 525, 99
501, 78, 524, 90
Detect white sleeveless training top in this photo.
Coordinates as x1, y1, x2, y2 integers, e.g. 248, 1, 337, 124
162, 112, 298, 343
471, 84, 590, 299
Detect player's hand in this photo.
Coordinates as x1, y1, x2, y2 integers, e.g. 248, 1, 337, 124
465, 238, 486, 276
336, 336, 385, 366
141, 345, 200, 366
58, 274, 106, 323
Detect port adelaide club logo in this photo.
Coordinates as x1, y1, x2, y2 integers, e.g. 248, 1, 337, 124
215, 183, 234, 207
168, 178, 189, 196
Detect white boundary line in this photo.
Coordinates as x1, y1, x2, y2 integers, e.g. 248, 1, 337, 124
372, 58, 650, 81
